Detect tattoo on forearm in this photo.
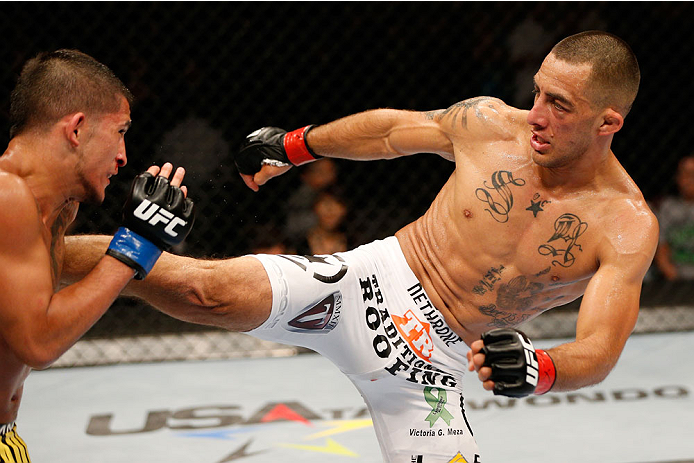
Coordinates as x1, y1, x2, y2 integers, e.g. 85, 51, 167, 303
474, 170, 526, 223
526, 193, 551, 218
537, 213, 588, 267
426, 97, 497, 129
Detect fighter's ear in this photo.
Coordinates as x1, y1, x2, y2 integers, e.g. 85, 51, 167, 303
64, 112, 87, 147
597, 108, 624, 136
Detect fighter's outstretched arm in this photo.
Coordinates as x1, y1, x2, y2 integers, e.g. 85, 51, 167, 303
239, 109, 454, 191
239, 97, 520, 191
306, 109, 455, 161
62, 235, 272, 332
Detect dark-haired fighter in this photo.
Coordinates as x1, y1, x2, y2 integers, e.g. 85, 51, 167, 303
0, 50, 193, 461
64, 32, 657, 462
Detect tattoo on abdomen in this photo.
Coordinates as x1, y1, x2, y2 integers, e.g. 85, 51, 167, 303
474, 171, 526, 223
472, 265, 505, 296
478, 276, 545, 328
479, 305, 531, 327
538, 213, 588, 267
535, 267, 551, 277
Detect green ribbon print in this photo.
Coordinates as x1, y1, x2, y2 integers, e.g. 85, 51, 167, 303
424, 387, 454, 427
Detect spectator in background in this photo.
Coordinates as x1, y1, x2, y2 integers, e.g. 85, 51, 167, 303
155, 59, 231, 255
249, 223, 292, 255
506, 3, 557, 108
654, 156, 694, 280
285, 158, 338, 250
296, 187, 349, 256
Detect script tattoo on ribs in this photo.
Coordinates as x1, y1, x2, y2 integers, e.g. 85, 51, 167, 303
472, 265, 506, 296
474, 170, 526, 223
538, 213, 588, 267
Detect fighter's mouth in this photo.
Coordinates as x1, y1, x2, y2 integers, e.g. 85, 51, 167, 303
531, 132, 550, 151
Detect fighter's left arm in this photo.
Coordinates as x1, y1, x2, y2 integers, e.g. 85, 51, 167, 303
544, 210, 659, 391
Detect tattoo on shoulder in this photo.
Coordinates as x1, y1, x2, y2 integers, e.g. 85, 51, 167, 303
474, 170, 526, 223
49, 202, 78, 284
424, 109, 443, 121
537, 213, 588, 267
430, 97, 498, 129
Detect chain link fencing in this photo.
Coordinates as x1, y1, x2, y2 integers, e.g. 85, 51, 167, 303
1, 2, 692, 366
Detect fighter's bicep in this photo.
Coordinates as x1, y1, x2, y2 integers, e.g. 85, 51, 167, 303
575, 263, 641, 356
0, 204, 55, 351
385, 111, 454, 160
577, 211, 658, 342
430, 97, 519, 143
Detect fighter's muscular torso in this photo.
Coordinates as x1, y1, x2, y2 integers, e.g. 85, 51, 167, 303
0, 178, 77, 423
395, 98, 652, 347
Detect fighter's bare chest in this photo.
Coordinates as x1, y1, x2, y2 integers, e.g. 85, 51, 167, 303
452, 167, 600, 284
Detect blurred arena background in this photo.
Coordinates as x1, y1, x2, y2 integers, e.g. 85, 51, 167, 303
1, 2, 692, 367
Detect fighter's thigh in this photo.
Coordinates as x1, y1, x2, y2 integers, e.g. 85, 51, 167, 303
248, 253, 364, 357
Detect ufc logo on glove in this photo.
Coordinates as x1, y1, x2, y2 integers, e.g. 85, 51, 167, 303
133, 199, 188, 237
518, 334, 539, 387
107, 172, 195, 280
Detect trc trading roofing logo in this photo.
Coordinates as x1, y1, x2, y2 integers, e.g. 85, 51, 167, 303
392, 309, 434, 362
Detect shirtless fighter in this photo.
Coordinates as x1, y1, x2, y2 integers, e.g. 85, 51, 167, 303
0, 50, 194, 461
63, 31, 657, 462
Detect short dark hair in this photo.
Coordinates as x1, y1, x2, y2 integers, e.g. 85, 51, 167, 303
551, 31, 640, 116
9, 49, 134, 137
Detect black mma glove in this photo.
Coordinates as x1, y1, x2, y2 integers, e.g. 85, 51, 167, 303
106, 172, 195, 279
481, 328, 556, 398
235, 125, 321, 176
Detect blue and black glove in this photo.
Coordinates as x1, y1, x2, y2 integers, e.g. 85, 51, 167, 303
106, 172, 195, 279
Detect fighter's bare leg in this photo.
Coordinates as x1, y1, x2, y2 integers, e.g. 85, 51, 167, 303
62, 236, 272, 332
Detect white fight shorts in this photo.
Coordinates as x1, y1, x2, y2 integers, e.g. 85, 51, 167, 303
249, 237, 481, 463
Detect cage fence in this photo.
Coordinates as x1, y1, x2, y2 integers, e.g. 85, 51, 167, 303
1, 2, 692, 367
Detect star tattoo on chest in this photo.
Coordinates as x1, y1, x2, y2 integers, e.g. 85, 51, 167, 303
526, 193, 551, 218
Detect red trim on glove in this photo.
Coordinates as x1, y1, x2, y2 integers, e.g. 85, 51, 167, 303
534, 349, 556, 395
284, 125, 320, 166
